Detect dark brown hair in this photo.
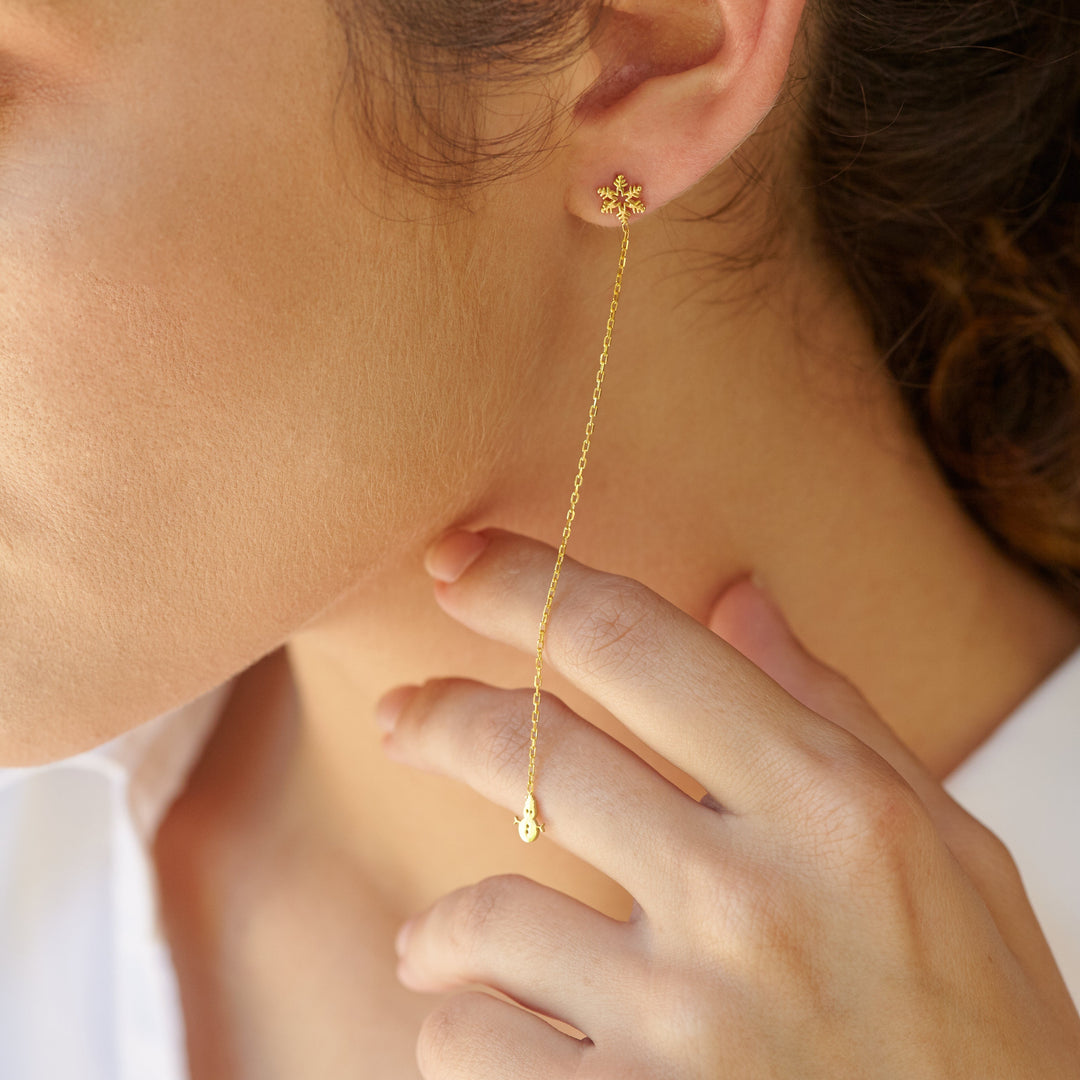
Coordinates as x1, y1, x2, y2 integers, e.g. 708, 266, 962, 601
802, 0, 1080, 608
333, 0, 1080, 610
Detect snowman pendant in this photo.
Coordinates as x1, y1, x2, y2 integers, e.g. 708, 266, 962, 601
515, 793, 545, 843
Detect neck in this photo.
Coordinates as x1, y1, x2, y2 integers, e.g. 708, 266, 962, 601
272, 194, 1080, 911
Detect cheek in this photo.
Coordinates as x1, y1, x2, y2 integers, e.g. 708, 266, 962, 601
0, 1, 511, 764
0, 261, 319, 764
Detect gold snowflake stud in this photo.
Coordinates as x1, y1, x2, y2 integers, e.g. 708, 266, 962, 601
598, 174, 646, 224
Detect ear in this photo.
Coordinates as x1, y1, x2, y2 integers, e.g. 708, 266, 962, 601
564, 0, 808, 224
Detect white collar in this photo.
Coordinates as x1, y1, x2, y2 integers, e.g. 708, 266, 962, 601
945, 642, 1080, 1004
0, 678, 235, 846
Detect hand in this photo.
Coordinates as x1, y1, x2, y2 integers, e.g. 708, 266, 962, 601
375, 528, 1080, 1079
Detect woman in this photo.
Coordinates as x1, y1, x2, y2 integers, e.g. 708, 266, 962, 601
1, 0, 1079, 1076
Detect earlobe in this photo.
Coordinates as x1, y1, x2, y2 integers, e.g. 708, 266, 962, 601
564, 0, 808, 224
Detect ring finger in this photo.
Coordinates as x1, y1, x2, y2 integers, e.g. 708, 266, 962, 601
380, 676, 726, 907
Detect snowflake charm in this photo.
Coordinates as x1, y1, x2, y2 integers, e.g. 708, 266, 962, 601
597, 174, 646, 224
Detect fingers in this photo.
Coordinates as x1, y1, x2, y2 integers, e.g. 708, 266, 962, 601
397, 872, 633, 1036
379, 676, 719, 906
425, 528, 843, 813
415, 990, 589, 1080
704, 576, 1021, 896
706, 576, 937, 798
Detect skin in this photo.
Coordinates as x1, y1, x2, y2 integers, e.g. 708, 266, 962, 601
384, 530, 1080, 1078
2, 0, 1079, 1076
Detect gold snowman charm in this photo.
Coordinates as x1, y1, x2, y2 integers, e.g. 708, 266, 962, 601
515, 793, 545, 844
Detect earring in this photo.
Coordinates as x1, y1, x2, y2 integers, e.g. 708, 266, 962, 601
515, 174, 647, 844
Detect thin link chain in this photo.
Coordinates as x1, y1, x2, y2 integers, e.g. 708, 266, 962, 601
526, 215, 632, 799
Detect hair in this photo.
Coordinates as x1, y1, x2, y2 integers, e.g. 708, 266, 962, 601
331, 0, 1080, 612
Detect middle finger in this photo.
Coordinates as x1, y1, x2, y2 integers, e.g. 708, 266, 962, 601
427, 529, 828, 814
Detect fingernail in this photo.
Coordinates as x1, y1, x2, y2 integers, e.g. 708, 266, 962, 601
395, 917, 414, 957
424, 530, 490, 583
374, 685, 419, 733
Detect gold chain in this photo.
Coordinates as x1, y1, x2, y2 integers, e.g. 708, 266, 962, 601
515, 175, 645, 844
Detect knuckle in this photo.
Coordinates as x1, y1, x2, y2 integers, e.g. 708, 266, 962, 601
555, 574, 659, 680
858, 769, 929, 843
633, 966, 724, 1063
690, 852, 792, 958
671, 834, 731, 916
972, 822, 1021, 879
473, 687, 534, 789
950, 812, 1024, 891
813, 747, 937, 879
663, 829, 785, 956
848, 779, 934, 878
443, 876, 510, 958
416, 997, 479, 1080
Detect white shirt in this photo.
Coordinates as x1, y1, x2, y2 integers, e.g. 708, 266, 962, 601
0, 680, 233, 1080
944, 645, 1080, 1002
0, 650, 1078, 1079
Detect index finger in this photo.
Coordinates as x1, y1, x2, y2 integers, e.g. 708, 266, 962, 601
426, 528, 834, 812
